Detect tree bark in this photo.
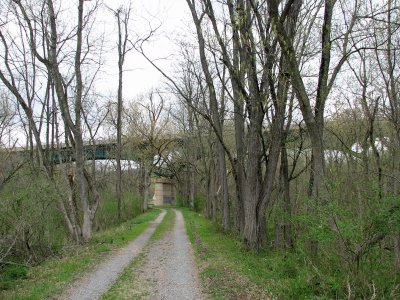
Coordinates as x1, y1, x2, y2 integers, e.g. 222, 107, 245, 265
186, 0, 230, 231
267, 0, 337, 203
112, 5, 132, 220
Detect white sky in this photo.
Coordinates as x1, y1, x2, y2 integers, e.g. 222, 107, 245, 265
99, 0, 191, 100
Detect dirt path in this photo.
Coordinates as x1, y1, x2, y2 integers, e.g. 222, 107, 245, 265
132, 209, 204, 300
59, 210, 166, 300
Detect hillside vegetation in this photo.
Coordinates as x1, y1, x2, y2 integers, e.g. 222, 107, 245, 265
1, 0, 399, 298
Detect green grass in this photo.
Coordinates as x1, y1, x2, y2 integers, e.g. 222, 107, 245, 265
181, 208, 400, 299
101, 209, 176, 300
181, 209, 271, 299
94, 191, 143, 230
100, 251, 149, 300
150, 208, 175, 241
182, 209, 331, 299
0, 209, 161, 300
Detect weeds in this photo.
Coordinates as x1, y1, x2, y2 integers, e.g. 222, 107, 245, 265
0, 209, 161, 299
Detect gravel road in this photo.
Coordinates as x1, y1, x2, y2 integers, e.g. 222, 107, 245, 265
59, 210, 166, 300
134, 209, 204, 300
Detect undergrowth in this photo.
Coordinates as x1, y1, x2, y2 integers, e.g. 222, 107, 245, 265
182, 208, 400, 299
0, 209, 161, 300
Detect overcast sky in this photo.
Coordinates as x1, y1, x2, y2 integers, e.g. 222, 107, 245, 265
99, 0, 191, 100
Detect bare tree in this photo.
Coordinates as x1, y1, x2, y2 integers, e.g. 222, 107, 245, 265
184, 0, 302, 248
107, 3, 134, 219
1, 0, 104, 241
126, 89, 173, 211
0, 2, 80, 240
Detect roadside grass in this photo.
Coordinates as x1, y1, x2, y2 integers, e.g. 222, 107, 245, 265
182, 208, 365, 299
150, 208, 175, 241
101, 208, 176, 300
0, 209, 161, 300
183, 209, 400, 299
181, 208, 272, 299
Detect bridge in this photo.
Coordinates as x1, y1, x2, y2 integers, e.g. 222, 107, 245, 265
12, 137, 185, 178
52, 141, 120, 163
14, 136, 184, 162
15, 141, 121, 163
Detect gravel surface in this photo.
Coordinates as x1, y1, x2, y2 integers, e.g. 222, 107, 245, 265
59, 210, 166, 300
134, 209, 204, 300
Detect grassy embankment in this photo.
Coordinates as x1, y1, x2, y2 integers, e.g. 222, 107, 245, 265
0, 209, 161, 300
101, 208, 176, 300
182, 208, 365, 300
182, 209, 271, 299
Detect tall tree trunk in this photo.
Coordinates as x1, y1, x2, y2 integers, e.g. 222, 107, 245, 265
143, 168, 150, 212
209, 155, 217, 223
226, 0, 245, 234
189, 163, 196, 210
113, 5, 132, 220
218, 143, 230, 231
74, 0, 92, 241
280, 146, 293, 249
243, 124, 264, 248
188, 106, 197, 210
186, 0, 230, 231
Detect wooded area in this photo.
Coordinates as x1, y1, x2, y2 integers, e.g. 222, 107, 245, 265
0, 0, 399, 298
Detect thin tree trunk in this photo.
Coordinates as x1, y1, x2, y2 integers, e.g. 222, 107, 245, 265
113, 5, 132, 220
190, 163, 196, 209
281, 146, 293, 248
228, 0, 245, 234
